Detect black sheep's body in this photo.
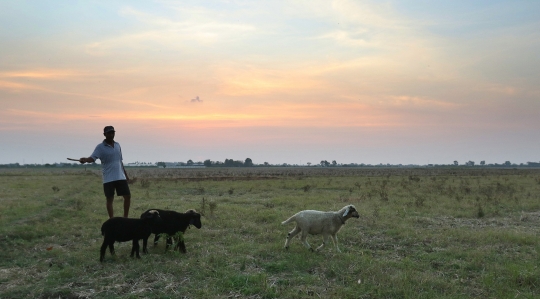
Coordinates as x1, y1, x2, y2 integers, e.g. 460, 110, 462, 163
140, 208, 202, 253
100, 210, 161, 262
101, 217, 152, 242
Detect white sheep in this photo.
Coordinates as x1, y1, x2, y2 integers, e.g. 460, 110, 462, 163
281, 204, 359, 252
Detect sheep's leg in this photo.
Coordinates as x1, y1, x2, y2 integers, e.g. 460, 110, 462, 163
153, 234, 160, 246
166, 237, 173, 249
131, 239, 141, 259
100, 239, 109, 262
300, 231, 313, 252
109, 242, 115, 256
316, 234, 330, 252
100, 237, 116, 262
284, 226, 301, 249
330, 234, 341, 253
177, 240, 187, 253
142, 237, 149, 254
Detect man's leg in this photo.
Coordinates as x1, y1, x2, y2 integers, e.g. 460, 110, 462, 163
123, 195, 131, 218
106, 197, 114, 218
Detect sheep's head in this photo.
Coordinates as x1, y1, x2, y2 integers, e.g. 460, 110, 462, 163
143, 209, 162, 223
342, 205, 360, 219
185, 209, 202, 229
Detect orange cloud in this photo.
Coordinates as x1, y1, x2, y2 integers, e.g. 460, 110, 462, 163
0, 69, 86, 79
217, 72, 324, 96
0, 80, 34, 92
386, 95, 461, 109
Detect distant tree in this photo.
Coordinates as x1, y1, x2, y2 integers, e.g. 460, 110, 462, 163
224, 159, 244, 167
504, 161, 511, 166
204, 159, 212, 167
157, 162, 166, 168
320, 160, 330, 167
187, 159, 194, 166
453, 160, 458, 166
244, 158, 254, 167
332, 160, 337, 166
480, 160, 485, 166
264, 162, 269, 166
307, 162, 311, 166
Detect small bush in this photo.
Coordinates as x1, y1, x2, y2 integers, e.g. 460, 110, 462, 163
140, 178, 151, 188
477, 205, 485, 218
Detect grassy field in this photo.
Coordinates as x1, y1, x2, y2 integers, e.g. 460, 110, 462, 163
1, 167, 540, 298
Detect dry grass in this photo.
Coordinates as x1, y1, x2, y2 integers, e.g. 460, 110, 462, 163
1, 167, 540, 298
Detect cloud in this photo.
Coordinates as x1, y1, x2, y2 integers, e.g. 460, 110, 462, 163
0, 69, 86, 79
190, 96, 202, 103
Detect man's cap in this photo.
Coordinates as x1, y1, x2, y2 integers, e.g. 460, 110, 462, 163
104, 126, 115, 133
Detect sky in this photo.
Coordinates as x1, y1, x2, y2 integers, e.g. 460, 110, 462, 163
1, 0, 539, 166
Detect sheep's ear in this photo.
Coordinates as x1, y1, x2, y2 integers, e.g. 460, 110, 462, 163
343, 206, 350, 217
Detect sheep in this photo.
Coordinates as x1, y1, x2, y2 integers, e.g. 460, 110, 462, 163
281, 204, 359, 252
140, 208, 202, 253
100, 210, 161, 262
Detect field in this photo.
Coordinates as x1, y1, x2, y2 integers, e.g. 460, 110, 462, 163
1, 167, 540, 298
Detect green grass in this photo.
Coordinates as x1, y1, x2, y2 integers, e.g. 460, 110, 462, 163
1, 167, 540, 298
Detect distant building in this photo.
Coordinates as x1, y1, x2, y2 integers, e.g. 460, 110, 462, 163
159, 162, 205, 168
126, 162, 156, 167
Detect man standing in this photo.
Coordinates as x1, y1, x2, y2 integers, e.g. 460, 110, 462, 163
79, 126, 131, 218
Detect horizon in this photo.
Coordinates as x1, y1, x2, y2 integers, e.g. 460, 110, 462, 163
3, 159, 538, 167
1, 1, 539, 165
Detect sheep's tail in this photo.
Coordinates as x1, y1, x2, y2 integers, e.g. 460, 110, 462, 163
281, 214, 296, 225
100, 220, 110, 236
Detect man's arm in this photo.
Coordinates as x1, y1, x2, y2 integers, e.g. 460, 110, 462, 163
79, 157, 95, 164
122, 162, 130, 182
118, 143, 129, 181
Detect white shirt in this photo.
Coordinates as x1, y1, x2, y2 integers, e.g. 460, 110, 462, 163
91, 140, 126, 183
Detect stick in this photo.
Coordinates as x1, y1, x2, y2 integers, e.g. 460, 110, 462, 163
67, 158, 80, 162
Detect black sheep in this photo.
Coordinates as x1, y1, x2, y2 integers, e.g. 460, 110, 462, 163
140, 208, 202, 253
100, 210, 161, 262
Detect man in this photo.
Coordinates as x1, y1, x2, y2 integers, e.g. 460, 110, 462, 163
79, 126, 131, 218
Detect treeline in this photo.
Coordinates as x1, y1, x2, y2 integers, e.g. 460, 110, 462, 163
2, 160, 540, 168
205, 158, 254, 167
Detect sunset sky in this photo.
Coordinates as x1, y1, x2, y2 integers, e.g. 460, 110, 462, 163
1, 0, 539, 165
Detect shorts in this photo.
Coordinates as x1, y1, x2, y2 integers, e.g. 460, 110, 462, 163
103, 180, 131, 198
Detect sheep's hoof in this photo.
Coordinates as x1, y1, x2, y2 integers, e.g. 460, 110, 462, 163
309, 248, 314, 252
